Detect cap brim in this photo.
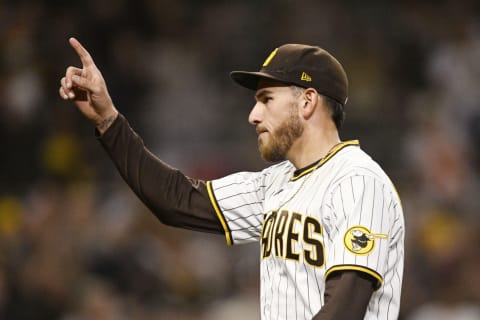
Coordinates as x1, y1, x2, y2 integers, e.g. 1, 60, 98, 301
230, 71, 287, 90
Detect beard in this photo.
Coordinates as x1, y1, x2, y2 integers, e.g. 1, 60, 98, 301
258, 105, 304, 162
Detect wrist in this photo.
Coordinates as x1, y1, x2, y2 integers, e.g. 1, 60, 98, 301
96, 110, 119, 134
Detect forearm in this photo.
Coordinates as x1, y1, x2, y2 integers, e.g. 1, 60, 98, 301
312, 271, 375, 320
97, 113, 223, 234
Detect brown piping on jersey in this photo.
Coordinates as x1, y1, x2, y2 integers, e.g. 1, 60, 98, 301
206, 181, 234, 245
326, 264, 383, 290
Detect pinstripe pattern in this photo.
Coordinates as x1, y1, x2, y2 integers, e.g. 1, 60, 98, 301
209, 142, 404, 320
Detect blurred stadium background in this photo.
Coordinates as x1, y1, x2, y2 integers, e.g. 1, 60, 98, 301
1, 0, 479, 319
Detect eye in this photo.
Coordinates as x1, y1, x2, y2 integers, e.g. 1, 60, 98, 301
262, 96, 273, 104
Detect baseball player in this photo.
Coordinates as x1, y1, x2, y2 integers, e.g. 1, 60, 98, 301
59, 38, 404, 320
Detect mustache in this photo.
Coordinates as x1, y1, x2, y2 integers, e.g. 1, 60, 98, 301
256, 126, 268, 134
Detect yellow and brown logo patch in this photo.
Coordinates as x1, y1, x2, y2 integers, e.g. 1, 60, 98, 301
344, 226, 388, 255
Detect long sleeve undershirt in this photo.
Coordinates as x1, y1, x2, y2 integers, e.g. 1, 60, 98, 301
98, 113, 223, 234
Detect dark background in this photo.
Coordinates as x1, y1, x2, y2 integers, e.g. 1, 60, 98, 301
1, 0, 479, 319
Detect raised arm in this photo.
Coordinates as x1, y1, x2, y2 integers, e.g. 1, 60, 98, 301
59, 38, 223, 234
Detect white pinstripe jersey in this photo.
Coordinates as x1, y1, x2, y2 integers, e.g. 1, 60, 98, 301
207, 140, 404, 320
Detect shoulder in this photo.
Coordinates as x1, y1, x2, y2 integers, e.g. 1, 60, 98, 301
211, 160, 293, 188
327, 145, 401, 201
333, 146, 390, 183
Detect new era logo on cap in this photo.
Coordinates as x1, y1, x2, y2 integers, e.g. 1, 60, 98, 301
301, 72, 312, 82
230, 44, 349, 105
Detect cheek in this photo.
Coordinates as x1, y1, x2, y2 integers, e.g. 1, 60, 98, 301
270, 112, 293, 131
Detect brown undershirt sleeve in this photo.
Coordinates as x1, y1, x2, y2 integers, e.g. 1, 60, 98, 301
312, 271, 376, 320
97, 113, 223, 234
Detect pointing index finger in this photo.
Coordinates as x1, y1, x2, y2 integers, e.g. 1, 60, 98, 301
69, 37, 94, 67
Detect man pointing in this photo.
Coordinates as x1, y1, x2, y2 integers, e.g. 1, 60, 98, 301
59, 37, 404, 320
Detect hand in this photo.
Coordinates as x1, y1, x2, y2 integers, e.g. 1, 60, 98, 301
59, 37, 118, 134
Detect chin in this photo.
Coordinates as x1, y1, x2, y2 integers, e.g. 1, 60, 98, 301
259, 145, 285, 162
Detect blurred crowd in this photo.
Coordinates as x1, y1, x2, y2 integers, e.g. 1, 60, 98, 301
1, 0, 479, 319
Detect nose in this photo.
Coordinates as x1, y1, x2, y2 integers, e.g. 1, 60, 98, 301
248, 102, 263, 125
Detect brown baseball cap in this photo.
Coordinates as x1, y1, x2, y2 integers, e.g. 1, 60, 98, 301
231, 44, 348, 105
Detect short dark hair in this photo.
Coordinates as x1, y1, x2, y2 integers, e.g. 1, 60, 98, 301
290, 86, 346, 130
322, 95, 345, 130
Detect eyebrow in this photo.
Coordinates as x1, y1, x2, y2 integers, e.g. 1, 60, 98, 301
254, 89, 273, 101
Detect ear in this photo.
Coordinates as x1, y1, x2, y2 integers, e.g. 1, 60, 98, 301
300, 88, 318, 119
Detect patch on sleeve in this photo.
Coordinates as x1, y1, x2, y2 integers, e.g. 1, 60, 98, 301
343, 226, 388, 255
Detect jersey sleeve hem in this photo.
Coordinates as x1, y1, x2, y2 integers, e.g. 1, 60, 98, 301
206, 181, 233, 246
325, 265, 383, 290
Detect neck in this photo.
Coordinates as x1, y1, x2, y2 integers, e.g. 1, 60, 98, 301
287, 127, 340, 169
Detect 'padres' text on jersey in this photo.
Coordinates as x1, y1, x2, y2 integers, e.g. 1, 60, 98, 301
207, 141, 404, 320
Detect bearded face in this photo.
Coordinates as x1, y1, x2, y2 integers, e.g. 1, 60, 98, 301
258, 102, 304, 162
